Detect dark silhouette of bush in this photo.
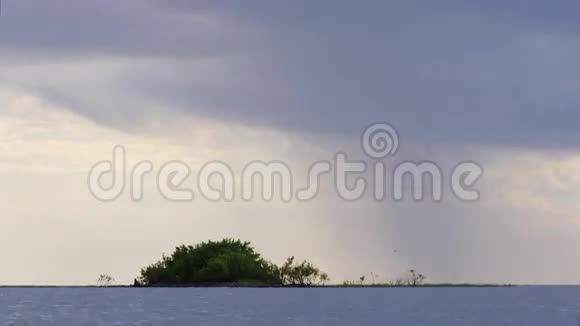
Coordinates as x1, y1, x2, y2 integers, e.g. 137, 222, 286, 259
278, 256, 329, 286
96, 274, 114, 286
139, 239, 282, 286
407, 269, 426, 286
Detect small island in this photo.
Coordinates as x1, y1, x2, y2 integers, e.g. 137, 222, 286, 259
136, 238, 329, 287
131, 238, 510, 288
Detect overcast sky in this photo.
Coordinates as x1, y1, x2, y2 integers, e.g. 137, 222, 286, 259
0, 0, 579, 285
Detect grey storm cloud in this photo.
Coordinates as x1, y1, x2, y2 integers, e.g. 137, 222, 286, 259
2, 0, 580, 147
0, 0, 245, 59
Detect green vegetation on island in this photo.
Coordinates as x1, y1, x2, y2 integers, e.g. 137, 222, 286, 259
129, 238, 511, 288
137, 238, 329, 287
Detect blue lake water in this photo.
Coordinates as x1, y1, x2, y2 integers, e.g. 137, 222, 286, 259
1, 287, 579, 325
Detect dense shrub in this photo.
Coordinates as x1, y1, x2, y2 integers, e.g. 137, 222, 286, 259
138, 239, 328, 287
139, 239, 283, 286
279, 256, 329, 286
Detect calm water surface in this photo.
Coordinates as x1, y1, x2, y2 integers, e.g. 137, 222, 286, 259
1, 287, 579, 325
